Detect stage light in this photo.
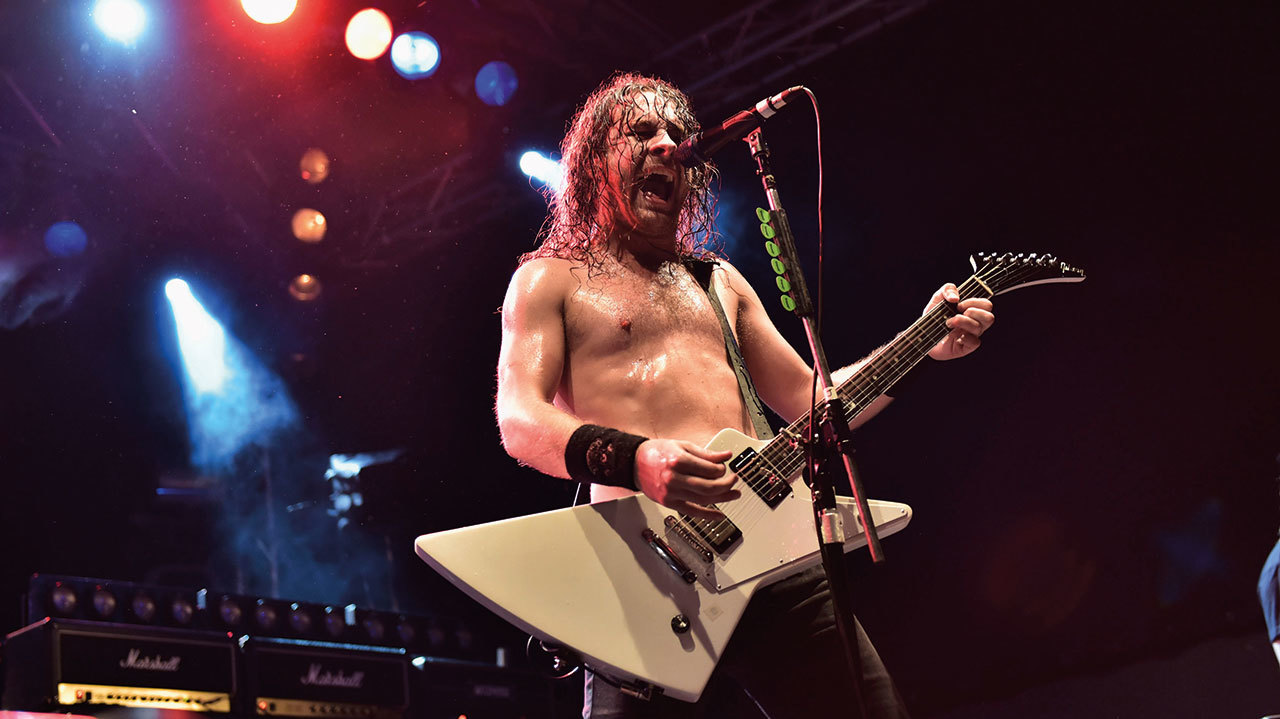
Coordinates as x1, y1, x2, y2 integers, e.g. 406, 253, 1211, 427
475, 61, 517, 106
92, 0, 147, 44
164, 279, 300, 471
291, 208, 326, 243
241, 0, 296, 25
518, 150, 563, 192
165, 278, 230, 395
390, 32, 440, 79
44, 221, 88, 257
345, 8, 393, 61
300, 148, 330, 184
288, 274, 322, 301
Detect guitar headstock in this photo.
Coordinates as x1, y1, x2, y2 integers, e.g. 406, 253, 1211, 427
970, 252, 1086, 296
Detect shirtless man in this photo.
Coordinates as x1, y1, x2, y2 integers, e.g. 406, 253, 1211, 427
495, 73, 994, 718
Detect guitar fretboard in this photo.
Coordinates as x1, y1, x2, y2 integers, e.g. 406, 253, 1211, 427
680, 255, 1082, 548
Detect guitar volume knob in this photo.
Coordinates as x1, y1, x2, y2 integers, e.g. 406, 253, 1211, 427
671, 614, 691, 634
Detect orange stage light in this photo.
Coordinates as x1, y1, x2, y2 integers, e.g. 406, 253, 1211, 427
241, 0, 296, 25
345, 8, 393, 61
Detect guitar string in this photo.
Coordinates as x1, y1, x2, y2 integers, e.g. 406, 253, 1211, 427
686, 265, 1005, 542
686, 258, 1051, 554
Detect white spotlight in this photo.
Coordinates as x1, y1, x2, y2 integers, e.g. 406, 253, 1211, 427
519, 151, 564, 193
165, 278, 230, 395
92, 0, 147, 44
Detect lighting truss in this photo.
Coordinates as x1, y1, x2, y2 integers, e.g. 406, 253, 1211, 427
353, 0, 937, 259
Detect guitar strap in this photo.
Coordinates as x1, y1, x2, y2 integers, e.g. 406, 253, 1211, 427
686, 259, 775, 440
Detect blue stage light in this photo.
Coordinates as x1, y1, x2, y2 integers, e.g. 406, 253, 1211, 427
518, 150, 563, 192
44, 222, 88, 257
163, 278, 301, 472
92, 0, 147, 44
165, 279, 230, 396
475, 61, 517, 106
390, 32, 440, 80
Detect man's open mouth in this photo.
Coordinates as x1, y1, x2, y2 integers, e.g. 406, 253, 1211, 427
636, 172, 675, 203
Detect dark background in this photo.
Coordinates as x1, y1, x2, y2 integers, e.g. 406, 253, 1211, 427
1, 0, 1277, 714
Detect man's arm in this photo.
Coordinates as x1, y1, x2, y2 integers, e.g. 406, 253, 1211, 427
495, 259, 740, 518
494, 259, 582, 479
717, 263, 993, 425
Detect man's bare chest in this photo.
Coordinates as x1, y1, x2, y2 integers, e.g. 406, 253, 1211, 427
564, 267, 732, 356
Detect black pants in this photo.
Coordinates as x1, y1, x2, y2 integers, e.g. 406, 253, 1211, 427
582, 567, 909, 718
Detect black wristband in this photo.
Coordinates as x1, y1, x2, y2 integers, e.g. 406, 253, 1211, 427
884, 358, 937, 399
565, 424, 647, 490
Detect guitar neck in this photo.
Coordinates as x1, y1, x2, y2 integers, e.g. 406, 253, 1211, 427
747, 251, 1085, 479
774, 272, 992, 447
837, 272, 992, 422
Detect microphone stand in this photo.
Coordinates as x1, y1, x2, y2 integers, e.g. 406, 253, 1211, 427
743, 127, 883, 717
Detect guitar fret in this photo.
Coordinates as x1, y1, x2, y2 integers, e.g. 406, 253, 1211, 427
758, 264, 1019, 486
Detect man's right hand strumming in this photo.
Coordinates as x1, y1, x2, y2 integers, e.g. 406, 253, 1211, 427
635, 440, 738, 520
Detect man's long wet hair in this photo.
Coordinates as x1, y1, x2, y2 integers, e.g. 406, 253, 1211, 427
519, 72, 720, 270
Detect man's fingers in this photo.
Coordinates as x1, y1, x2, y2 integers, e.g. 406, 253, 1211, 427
684, 443, 734, 463
672, 445, 732, 479
675, 477, 741, 499
958, 297, 993, 312
947, 315, 983, 335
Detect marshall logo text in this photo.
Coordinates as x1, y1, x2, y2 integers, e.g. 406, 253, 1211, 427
300, 664, 365, 689
119, 648, 181, 672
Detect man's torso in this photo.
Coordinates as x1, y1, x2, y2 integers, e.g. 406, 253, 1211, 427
542, 256, 753, 501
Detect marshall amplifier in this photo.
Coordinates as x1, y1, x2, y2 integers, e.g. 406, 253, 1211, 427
1, 618, 236, 712
411, 657, 556, 719
240, 636, 408, 718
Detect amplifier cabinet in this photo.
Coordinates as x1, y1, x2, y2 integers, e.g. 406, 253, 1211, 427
1, 618, 236, 712
240, 636, 408, 718
410, 658, 555, 719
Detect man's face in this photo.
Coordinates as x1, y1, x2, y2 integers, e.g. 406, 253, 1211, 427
600, 89, 691, 247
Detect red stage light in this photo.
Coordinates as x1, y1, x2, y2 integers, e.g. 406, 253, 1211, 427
241, 0, 296, 25
345, 8, 393, 61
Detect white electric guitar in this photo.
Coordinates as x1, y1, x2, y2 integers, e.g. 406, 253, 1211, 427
416, 253, 1085, 702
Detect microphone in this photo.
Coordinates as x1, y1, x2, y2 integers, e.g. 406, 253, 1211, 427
674, 86, 805, 168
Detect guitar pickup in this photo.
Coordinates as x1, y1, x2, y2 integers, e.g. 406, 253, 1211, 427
729, 448, 792, 509
664, 515, 713, 563
677, 512, 742, 554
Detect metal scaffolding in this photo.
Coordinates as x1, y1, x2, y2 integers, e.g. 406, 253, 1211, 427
359, 0, 936, 258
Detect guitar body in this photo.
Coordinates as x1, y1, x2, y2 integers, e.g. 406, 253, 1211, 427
415, 429, 913, 702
